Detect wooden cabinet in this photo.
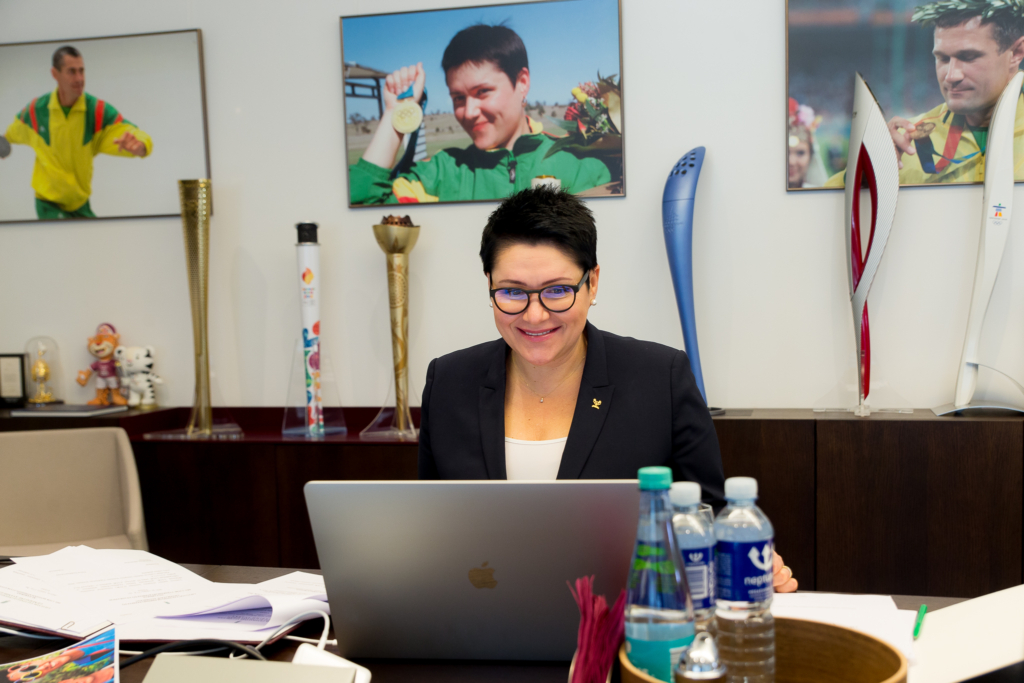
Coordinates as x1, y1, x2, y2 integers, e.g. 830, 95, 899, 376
5, 407, 1021, 597
816, 413, 1022, 598
714, 411, 817, 591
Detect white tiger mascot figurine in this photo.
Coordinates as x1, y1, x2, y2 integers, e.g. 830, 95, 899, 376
114, 346, 163, 408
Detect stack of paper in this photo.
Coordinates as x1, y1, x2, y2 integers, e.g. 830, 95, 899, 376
772, 592, 918, 662
0, 546, 330, 643
908, 583, 1024, 683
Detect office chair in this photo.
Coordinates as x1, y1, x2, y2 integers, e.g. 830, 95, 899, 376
0, 427, 148, 556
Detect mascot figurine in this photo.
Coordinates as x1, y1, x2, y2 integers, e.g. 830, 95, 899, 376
114, 345, 163, 409
76, 323, 127, 406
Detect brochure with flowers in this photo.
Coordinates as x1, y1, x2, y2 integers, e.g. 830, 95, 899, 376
0, 626, 117, 683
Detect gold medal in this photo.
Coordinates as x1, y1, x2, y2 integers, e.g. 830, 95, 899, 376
392, 98, 422, 134
908, 122, 935, 141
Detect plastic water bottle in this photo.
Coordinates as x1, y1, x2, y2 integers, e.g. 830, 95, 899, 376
713, 477, 775, 683
670, 482, 715, 630
625, 467, 696, 682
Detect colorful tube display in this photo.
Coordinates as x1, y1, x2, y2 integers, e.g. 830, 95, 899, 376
296, 222, 324, 437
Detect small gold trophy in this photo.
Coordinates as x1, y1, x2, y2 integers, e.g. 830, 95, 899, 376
24, 337, 63, 404
29, 346, 54, 403
362, 215, 420, 440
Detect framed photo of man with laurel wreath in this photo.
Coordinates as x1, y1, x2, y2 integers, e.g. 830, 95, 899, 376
787, 0, 1024, 190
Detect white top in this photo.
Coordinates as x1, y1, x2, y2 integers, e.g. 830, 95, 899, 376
504, 436, 568, 480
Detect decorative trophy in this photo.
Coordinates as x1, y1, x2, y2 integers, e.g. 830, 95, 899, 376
146, 180, 242, 440
23, 337, 63, 404
662, 145, 722, 415
361, 215, 419, 440
934, 72, 1024, 415
844, 74, 899, 417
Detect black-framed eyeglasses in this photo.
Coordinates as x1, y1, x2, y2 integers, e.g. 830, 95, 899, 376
489, 271, 590, 314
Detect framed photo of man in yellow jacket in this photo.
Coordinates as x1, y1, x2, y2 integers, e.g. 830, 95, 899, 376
788, 0, 1024, 190
0, 30, 210, 222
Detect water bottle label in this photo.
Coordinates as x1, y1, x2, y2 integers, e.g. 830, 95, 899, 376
626, 633, 695, 682
629, 540, 687, 608
716, 539, 774, 603
681, 545, 714, 610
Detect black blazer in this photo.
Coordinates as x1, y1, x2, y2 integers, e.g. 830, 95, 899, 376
418, 322, 725, 505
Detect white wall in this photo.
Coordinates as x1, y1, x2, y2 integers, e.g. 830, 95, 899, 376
2, 0, 1023, 410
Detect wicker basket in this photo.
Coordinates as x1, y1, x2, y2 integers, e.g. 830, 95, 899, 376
618, 617, 907, 683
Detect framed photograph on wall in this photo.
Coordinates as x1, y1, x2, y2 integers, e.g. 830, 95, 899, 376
341, 0, 624, 207
787, 0, 1024, 190
0, 353, 26, 407
0, 30, 211, 222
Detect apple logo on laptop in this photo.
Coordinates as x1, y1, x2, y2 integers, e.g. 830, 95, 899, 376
468, 561, 497, 589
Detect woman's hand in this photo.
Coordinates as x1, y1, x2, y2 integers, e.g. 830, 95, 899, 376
772, 550, 798, 593
382, 62, 425, 112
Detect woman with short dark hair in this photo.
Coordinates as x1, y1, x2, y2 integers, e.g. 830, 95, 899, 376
350, 24, 611, 204
419, 186, 721, 491
418, 186, 798, 592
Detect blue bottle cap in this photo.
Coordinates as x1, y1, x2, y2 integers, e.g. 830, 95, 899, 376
638, 466, 672, 490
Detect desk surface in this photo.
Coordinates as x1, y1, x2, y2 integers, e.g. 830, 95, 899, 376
0, 564, 1011, 683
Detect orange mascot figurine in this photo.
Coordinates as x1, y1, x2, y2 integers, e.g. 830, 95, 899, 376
75, 323, 127, 406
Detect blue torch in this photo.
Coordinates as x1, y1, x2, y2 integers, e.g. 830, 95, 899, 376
662, 146, 721, 414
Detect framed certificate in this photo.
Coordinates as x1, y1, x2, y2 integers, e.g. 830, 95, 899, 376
0, 353, 27, 407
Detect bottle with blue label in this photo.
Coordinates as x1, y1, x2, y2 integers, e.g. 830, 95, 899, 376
670, 482, 715, 630
713, 476, 775, 683
625, 467, 696, 682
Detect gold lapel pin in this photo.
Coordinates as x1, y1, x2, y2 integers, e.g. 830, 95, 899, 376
592, 398, 602, 410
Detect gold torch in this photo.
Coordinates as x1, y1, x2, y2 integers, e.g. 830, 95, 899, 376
146, 180, 241, 440
361, 215, 419, 440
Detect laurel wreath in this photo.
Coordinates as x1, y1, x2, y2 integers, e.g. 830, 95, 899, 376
913, 0, 1024, 22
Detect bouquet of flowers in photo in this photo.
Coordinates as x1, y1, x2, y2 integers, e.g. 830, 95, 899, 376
546, 73, 622, 180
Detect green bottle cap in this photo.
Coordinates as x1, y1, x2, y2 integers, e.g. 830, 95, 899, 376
638, 466, 672, 490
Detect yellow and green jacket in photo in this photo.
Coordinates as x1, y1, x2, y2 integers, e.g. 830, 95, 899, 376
824, 92, 1024, 187
5, 89, 153, 212
349, 118, 611, 204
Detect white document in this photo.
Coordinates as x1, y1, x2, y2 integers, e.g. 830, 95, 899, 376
116, 618, 284, 644
150, 571, 329, 631
12, 547, 248, 623
909, 583, 1024, 683
0, 565, 111, 637
772, 592, 917, 663
158, 595, 330, 631
1, 546, 330, 643
256, 571, 328, 601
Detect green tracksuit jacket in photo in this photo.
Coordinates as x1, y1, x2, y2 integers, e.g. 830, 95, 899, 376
349, 120, 612, 205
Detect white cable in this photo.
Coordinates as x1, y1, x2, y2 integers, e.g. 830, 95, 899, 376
285, 635, 337, 646
228, 610, 331, 659
0, 625, 62, 640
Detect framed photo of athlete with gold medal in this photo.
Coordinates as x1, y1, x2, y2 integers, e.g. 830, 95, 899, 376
787, 0, 1024, 190
341, 0, 625, 207
0, 30, 211, 222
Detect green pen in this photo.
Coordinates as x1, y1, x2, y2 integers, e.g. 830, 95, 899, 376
913, 604, 927, 640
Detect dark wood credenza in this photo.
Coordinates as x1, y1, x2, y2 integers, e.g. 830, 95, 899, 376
2, 406, 1020, 599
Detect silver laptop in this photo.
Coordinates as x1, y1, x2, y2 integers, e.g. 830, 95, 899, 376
304, 480, 639, 661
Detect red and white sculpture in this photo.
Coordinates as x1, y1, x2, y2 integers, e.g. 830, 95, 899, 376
844, 74, 899, 416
